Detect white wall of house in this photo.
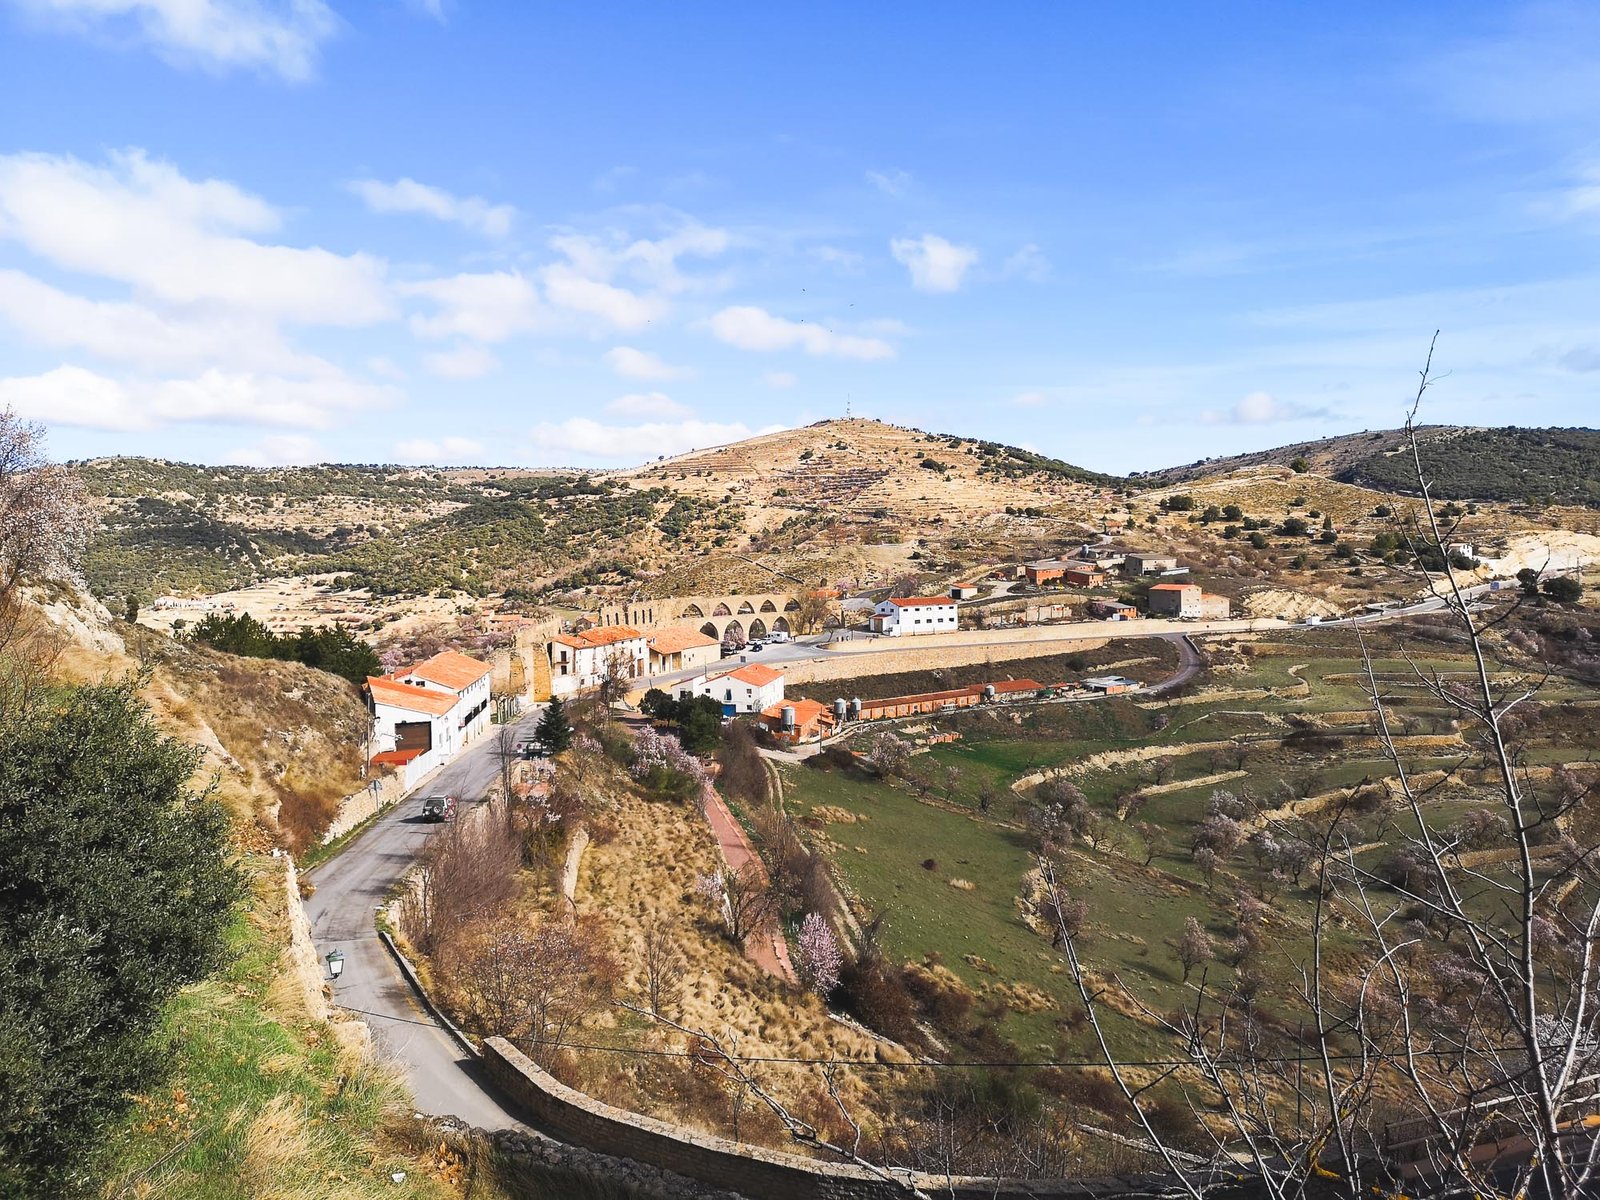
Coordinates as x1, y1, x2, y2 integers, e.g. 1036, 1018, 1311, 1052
550, 635, 649, 691
678, 671, 785, 713
870, 599, 960, 636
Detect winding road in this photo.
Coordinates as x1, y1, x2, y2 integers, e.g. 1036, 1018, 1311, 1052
303, 710, 542, 1127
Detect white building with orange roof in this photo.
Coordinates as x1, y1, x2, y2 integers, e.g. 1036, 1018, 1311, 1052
870, 595, 960, 636
365, 649, 493, 787
548, 624, 649, 695
646, 626, 722, 675
678, 662, 786, 715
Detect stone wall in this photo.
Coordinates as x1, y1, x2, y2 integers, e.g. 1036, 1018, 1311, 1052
783, 636, 1111, 689
482, 1038, 1183, 1200
320, 773, 406, 844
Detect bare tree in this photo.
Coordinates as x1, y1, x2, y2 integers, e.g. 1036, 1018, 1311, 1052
1175, 917, 1212, 984
640, 916, 687, 1017
1045, 339, 1600, 1200
793, 589, 837, 635
401, 802, 522, 957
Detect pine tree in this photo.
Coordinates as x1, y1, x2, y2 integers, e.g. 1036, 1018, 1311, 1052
536, 695, 573, 752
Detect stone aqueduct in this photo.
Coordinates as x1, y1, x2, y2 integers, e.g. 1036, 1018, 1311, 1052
577, 592, 804, 645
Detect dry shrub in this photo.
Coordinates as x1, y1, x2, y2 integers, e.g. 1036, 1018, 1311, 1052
401, 803, 522, 957
902, 960, 974, 1032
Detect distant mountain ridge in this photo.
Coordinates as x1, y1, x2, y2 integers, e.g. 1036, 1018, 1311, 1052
1138, 425, 1600, 508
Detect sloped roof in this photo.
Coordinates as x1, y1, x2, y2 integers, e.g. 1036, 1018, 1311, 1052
405, 649, 491, 690
761, 698, 832, 724
717, 663, 784, 687
1149, 582, 1200, 592
886, 596, 955, 608
569, 625, 645, 648
367, 675, 458, 716
647, 627, 720, 654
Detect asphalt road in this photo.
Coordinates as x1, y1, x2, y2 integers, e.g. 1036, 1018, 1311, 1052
303, 710, 541, 1129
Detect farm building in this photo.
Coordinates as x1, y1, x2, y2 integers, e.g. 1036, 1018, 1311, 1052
365, 649, 493, 787
1077, 544, 1127, 568
1081, 675, 1140, 694
760, 697, 835, 744
1198, 592, 1231, 619
646, 626, 722, 674
1024, 558, 1075, 586
870, 596, 960, 636
1147, 582, 1202, 618
679, 663, 786, 715
854, 678, 1043, 720
1025, 602, 1072, 623
1124, 553, 1180, 577
1088, 599, 1140, 620
950, 584, 982, 599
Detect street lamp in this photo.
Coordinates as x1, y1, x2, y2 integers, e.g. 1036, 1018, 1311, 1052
326, 949, 345, 980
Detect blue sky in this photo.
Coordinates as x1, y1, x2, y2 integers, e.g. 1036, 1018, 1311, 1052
1, 1, 1598, 472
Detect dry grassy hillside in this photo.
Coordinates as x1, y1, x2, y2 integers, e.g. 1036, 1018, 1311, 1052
32, 584, 367, 851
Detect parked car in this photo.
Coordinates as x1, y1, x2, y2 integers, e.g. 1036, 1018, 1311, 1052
420, 794, 458, 822
748, 641, 765, 652
514, 737, 541, 759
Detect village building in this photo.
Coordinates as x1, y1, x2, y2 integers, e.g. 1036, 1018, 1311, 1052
365, 649, 493, 787
1147, 582, 1203, 618
1089, 598, 1140, 620
679, 662, 786, 715
1077, 544, 1127, 568
854, 678, 1043, 721
1124, 553, 1181, 577
870, 596, 960, 636
646, 626, 722, 675
549, 625, 649, 694
949, 583, 982, 600
1198, 592, 1232, 619
1081, 675, 1140, 695
760, 697, 835, 744
1063, 565, 1107, 588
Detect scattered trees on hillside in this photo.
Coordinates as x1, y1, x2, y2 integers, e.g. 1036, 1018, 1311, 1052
640, 688, 725, 753
186, 611, 379, 686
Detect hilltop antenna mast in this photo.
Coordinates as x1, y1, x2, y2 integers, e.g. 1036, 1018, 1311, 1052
846, 393, 852, 420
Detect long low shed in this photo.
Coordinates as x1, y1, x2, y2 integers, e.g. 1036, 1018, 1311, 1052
855, 678, 1044, 720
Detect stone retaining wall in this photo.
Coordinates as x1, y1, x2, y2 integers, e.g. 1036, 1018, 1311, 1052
482, 1037, 1183, 1200
784, 637, 1110, 689
321, 773, 406, 844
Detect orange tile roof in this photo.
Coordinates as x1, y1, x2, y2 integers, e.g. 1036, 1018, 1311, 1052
562, 625, 645, 649
1149, 583, 1200, 592
367, 675, 458, 716
718, 663, 784, 687
370, 748, 425, 767
405, 649, 491, 690
647, 627, 720, 654
887, 596, 956, 608
761, 698, 832, 724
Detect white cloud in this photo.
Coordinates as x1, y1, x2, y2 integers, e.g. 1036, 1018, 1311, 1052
866, 168, 912, 197
604, 391, 691, 419
0, 364, 393, 431
393, 435, 486, 463
227, 434, 326, 466
1004, 243, 1050, 282
890, 234, 979, 293
1200, 390, 1327, 425
401, 271, 540, 342
604, 345, 691, 381
0, 149, 391, 325
762, 371, 797, 389
348, 177, 514, 237
707, 306, 894, 360
21, 0, 338, 81
422, 343, 499, 379
0, 267, 324, 374
528, 417, 784, 462
812, 245, 864, 272
1010, 390, 1047, 407
540, 263, 665, 331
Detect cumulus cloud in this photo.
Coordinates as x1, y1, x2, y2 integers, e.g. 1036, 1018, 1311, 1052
348, 177, 514, 237
21, 0, 338, 81
393, 435, 486, 463
0, 149, 391, 324
528, 417, 785, 463
0, 364, 394, 431
604, 391, 691, 419
1004, 243, 1051, 282
707, 306, 894, 360
762, 371, 797, 389
1200, 391, 1330, 425
1010, 390, 1047, 407
890, 233, 979, 293
227, 434, 326, 466
401, 270, 540, 342
540, 263, 665, 330
422, 342, 499, 379
604, 345, 691, 381
535, 223, 730, 331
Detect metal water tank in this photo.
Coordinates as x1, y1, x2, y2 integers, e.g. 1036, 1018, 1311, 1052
848, 697, 862, 720
832, 697, 848, 722
982, 683, 997, 701
781, 705, 797, 730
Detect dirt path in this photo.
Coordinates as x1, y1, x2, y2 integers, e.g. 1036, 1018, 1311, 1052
699, 785, 797, 983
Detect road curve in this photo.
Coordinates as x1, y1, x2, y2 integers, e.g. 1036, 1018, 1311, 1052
303, 710, 541, 1129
